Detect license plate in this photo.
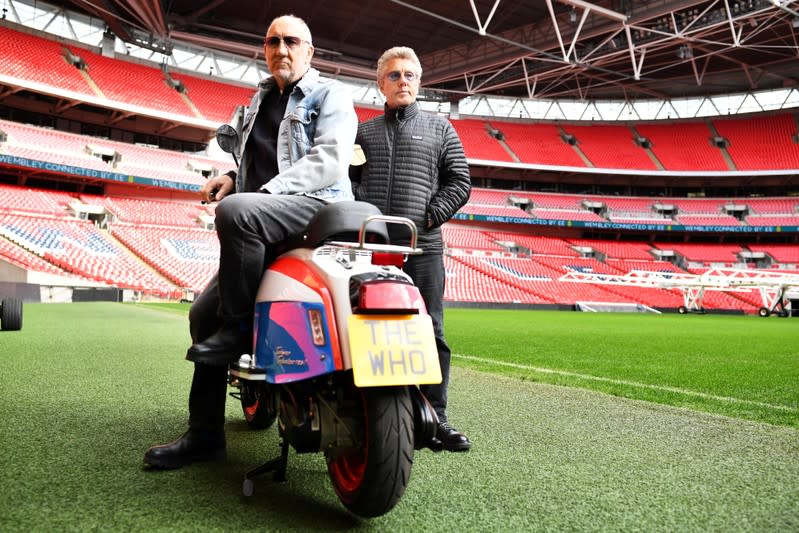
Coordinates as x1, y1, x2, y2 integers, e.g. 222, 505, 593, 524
348, 314, 442, 387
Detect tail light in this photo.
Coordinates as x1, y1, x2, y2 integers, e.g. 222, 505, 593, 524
371, 251, 405, 268
350, 273, 427, 314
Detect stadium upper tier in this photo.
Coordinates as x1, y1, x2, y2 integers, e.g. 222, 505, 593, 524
1, 23, 798, 177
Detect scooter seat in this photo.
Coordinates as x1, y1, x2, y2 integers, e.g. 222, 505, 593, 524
303, 201, 389, 248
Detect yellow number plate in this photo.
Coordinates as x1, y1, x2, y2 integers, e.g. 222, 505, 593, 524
348, 314, 442, 387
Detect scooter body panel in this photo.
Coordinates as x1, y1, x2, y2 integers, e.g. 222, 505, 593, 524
251, 247, 418, 380
253, 300, 337, 383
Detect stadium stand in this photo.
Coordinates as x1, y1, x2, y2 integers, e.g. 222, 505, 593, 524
0, 181, 785, 312
0, 25, 95, 96
667, 198, 730, 213
566, 239, 656, 260
747, 243, 799, 264
458, 204, 533, 218
467, 189, 513, 205
481, 231, 580, 256
0, 119, 235, 187
450, 118, 514, 162
675, 214, 741, 226
515, 193, 586, 209
456, 254, 682, 307
0, 233, 82, 278
0, 212, 180, 297
635, 121, 729, 170
607, 213, 674, 224
0, 120, 120, 173
64, 45, 195, 116
713, 113, 799, 170
604, 258, 684, 273
0, 22, 794, 314
561, 124, 657, 170
654, 242, 744, 264
444, 255, 546, 304
110, 223, 217, 293
745, 215, 799, 226
530, 208, 605, 222
355, 106, 383, 122
600, 196, 659, 212
490, 121, 586, 167
744, 198, 798, 214
0, 183, 76, 216
79, 195, 209, 227
441, 225, 506, 251
169, 72, 254, 124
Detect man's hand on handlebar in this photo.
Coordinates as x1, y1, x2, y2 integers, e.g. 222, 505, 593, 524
201, 174, 234, 204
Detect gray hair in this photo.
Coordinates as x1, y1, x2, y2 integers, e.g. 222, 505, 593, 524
267, 14, 313, 45
376, 46, 422, 82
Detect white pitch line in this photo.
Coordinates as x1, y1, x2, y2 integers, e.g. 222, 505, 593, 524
454, 353, 799, 413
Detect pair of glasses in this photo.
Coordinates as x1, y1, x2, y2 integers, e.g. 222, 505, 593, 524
386, 70, 419, 82
264, 35, 309, 49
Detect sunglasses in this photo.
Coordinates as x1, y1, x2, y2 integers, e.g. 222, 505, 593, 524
264, 35, 310, 49
386, 70, 419, 82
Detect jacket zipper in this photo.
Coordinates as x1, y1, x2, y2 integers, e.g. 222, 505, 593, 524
385, 109, 402, 215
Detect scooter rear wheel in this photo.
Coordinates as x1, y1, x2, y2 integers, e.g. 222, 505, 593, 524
327, 386, 413, 518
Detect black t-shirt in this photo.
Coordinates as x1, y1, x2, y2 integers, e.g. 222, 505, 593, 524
243, 81, 297, 192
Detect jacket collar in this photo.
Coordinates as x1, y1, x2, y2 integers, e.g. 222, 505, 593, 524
385, 100, 420, 123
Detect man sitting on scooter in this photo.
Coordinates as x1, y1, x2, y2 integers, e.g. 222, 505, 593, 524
144, 14, 358, 469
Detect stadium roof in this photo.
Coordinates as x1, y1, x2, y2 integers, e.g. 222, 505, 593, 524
52, 0, 799, 101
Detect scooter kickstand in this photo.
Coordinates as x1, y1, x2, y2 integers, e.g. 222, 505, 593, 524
242, 438, 290, 497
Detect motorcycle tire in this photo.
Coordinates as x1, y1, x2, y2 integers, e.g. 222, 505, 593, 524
240, 380, 277, 430
1, 298, 22, 331
327, 386, 414, 518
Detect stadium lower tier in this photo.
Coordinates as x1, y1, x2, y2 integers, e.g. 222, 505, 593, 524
1, 211, 795, 313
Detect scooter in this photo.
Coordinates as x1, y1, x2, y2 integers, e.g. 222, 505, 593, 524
215, 126, 442, 518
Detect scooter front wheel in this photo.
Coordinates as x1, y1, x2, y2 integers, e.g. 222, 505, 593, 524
327, 386, 413, 518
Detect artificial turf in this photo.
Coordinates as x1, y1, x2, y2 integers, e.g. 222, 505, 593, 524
444, 308, 799, 429
1, 302, 797, 531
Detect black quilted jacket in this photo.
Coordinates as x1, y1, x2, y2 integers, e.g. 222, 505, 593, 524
350, 101, 471, 252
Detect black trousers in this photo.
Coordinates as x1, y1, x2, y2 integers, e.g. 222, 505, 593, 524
186, 193, 326, 430
404, 252, 452, 423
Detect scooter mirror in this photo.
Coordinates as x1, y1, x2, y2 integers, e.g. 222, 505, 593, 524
216, 124, 240, 154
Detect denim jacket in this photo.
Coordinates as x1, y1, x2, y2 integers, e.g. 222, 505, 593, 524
233, 68, 356, 203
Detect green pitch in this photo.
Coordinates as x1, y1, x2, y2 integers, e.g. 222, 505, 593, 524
445, 308, 799, 428
1, 303, 796, 531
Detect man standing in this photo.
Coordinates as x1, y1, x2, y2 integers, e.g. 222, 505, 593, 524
350, 46, 472, 451
144, 15, 357, 469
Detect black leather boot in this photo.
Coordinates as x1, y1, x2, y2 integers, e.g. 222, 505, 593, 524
144, 363, 228, 470
187, 321, 251, 362
143, 429, 226, 469
436, 422, 472, 452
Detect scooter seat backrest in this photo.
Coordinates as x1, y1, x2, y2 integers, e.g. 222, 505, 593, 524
303, 201, 389, 248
